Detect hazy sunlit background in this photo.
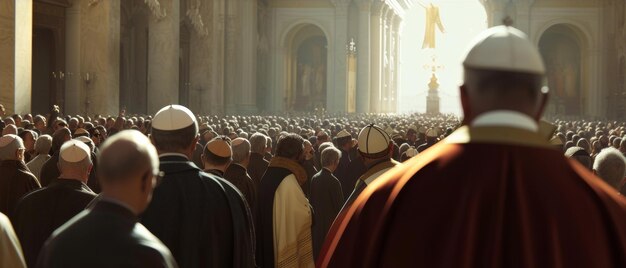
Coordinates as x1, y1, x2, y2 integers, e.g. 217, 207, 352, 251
399, 0, 487, 115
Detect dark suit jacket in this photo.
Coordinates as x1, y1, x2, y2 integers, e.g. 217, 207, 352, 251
0, 160, 40, 217
39, 154, 59, 187
37, 200, 177, 268
13, 179, 96, 267
310, 168, 343, 259
248, 153, 269, 188
141, 155, 255, 268
224, 163, 257, 216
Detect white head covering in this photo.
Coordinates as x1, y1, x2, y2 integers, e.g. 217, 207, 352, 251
0, 134, 25, 160
336, 130, 351, 139
152, 105, 197, 131
426, 128, 439, 138
358, 124, 392, 158
59, 140, 91, 163
463, 25, 545, 74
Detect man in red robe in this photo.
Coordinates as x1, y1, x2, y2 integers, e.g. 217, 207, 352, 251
318, 25, 626, 267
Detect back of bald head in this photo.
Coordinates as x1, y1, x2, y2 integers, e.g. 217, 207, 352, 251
98, 130, 158, 185
2, 124, 17, 136
51, 128, 71, 153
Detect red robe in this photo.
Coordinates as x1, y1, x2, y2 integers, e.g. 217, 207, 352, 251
319, 126, 626, 268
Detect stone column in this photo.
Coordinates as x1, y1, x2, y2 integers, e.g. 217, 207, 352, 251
332, 0, 350, 112
370, 4, 385, 113
356, 0, 371, 113
381, 8, 391, 113
391, 15, 401, 113
79, 0, 120, 116
236, 0, 258, 114
0, 0, 33, 114
65, 0, 80, 115
189, 0, 214, 115
224, 0, 240, 114
147, 0, 179, 114
208, 0, 226, 114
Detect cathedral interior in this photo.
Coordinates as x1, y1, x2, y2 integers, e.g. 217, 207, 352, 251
1, 0, 626, 119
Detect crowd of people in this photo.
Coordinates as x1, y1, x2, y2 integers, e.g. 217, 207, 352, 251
1, 25, 626, 267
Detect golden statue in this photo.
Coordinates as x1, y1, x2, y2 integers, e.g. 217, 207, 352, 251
418, 1, 445, 49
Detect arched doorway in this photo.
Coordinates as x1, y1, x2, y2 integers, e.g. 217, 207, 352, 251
539, 24, 587, 117
285, 24, 328, 111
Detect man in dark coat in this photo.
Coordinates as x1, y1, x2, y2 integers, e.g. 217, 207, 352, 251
309, 146, 343, 259
0, 134, 40, 217
319, 25, 626, 268
39, 128, 71, 187
224, 138, 257, 215
257, 133, 313, 268
140, 105, 255, 268
13, 140, 96, 267
248, 133, 269, 187
37, 130, 177, 268
333, 130, 353, 199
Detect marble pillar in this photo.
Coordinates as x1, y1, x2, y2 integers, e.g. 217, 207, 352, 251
380, 8, 393, 113
79, 0, 120, 116
370, 4, 385, 113
356, 1, 371, 113
65, 0, 80, 115
392, 15, 401, 113
236, 0, 258, 114
0, 0, 33, 114
224, 0, 240, 114
332, 0, 350, 112
209, 0, 226, 114
147, 0, 179, 114
189, 0, 214, 115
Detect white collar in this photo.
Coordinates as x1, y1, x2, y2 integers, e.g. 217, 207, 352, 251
471, 110, 538, 132
158, 153, 189, 160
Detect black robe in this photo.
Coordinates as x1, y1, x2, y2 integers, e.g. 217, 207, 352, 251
301, 158, 318, 198
37, 200, 177, 268
13, 179, 96, 267
0, 160, 40, 217
256, 166, 292, 268
40, 153, 100, 193
141, 155, 255, 268
39, 154, 59, 187
248, 152, 269, 188
224, 163, 257, 217
333, 148, 352, 199
309, 168, 343, 259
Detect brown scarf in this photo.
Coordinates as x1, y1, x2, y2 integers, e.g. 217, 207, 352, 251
268, 156, 308, 186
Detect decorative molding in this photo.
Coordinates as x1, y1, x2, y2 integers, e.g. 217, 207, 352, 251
187, 0, 209, 36
144, 0, 167, 20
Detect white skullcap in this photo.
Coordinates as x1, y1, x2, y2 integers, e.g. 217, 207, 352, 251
426, 128, 439, 138
152, 105, 197, 131
463, 26, 545, 74
418, 127, 427, 134
405, 147, 418, 157
60, 140, 90, 163
336, 130, 351, 139
358, 124, 391, 158
0, 134, 25, 160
